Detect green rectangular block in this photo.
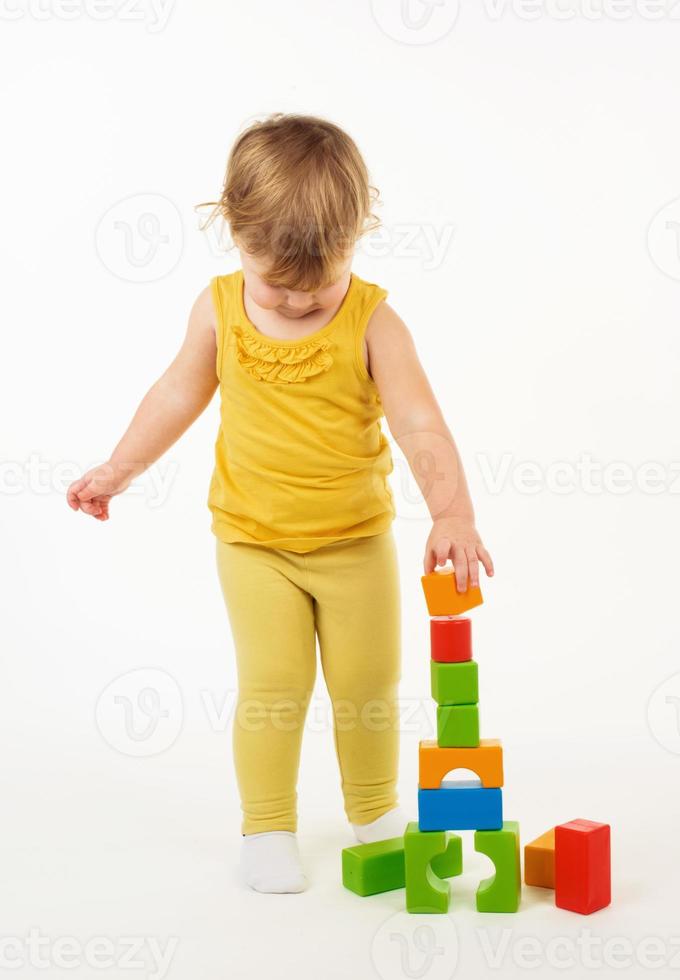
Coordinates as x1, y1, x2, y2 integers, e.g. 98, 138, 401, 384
405, 821, 463, 913
430, 659, 478, 705
342, 831, 461, 898
342, 837, 406, 896
437, 704, 480, 747
474, 820, 521, 912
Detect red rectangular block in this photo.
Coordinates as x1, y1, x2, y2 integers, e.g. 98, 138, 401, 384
555, 819, 611, 915
430, 617, 472, 663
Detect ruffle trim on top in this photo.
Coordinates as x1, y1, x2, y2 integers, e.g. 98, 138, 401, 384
232, 324, 335, 384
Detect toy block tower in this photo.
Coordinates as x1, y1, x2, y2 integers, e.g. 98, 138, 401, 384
406, 568, 521, 913
342, 564, 610, 915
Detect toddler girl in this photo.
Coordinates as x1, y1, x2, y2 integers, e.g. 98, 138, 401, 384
67, 114, 493, 893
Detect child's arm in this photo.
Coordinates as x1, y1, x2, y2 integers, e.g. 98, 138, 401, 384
366, 302, 494, 590
66, 287, 219, 521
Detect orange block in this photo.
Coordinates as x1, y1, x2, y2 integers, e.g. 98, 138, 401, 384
524, 828, 555, 888
421, 570, 483, 616
419, 739, 503, 789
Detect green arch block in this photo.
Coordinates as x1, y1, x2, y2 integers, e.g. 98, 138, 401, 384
474, 820, 521, 912
405, 821, 463, 913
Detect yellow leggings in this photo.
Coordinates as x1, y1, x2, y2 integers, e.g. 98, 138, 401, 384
216, 528, 402, 835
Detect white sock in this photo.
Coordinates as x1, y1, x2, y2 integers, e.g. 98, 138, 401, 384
352, 806, 410, 844
240, 831, 307, 894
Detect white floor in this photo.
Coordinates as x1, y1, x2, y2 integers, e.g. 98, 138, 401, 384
4, 4, 680, 977
2, 724, 678, 980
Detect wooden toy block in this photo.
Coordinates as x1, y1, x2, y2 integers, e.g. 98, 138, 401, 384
555, 819, 611, 915
431, 616, 472, 663
342, 832, 463, 897
419, 739, 503, 789
418, 780, 503, 831
431, 660, 478, 705
474, 821, 521, 912
437, 704, 480, 747
404, 821, 463, 913
422, 570, 483, 616
524, 828, 555, 888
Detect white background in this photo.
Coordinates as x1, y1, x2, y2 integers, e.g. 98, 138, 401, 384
2, 0, 680, 977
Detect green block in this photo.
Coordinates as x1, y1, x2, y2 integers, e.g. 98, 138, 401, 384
342, 830, 463, 898
404, 821, 463, 913
430, 837, 462, 880
342, 837, 406, 896
474, 820, 521, 912
430, 660, 478, 705
437, 704, 480, 747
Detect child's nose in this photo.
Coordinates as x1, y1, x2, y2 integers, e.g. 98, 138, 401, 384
285, 291, 314, 309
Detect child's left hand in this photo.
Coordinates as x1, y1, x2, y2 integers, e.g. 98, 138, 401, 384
423, 516, 494, 591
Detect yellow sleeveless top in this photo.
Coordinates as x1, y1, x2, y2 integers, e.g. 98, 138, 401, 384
208, 270, 396, 553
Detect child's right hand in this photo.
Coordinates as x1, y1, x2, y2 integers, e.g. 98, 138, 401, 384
66, 461, 134, 521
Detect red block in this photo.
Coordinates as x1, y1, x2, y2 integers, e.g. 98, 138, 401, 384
430, 617, 472, 663
555, 819, 611, 915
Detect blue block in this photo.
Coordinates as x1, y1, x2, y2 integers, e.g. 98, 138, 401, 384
418, 779, 503, 831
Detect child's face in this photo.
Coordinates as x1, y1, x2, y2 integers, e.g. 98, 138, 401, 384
239, 248, 352, 320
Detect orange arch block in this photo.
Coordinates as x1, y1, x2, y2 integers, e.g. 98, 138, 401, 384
421, 570, 483, 616
419, 739, 503, 789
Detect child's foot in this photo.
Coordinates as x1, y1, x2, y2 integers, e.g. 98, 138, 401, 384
240, 831, 307, 893
352, 806, 410, 844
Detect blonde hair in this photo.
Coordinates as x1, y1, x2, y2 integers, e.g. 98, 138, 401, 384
202, 113, 380, 291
